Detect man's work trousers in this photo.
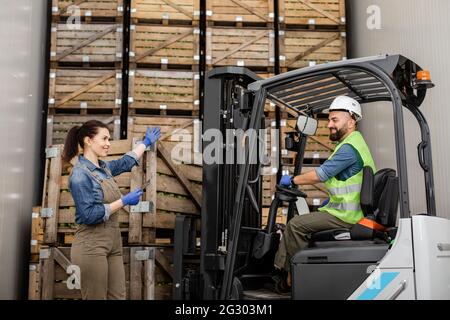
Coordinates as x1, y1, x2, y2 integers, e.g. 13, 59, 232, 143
274, 211, 352, 272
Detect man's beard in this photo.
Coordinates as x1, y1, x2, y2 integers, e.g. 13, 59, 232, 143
329, 127, 347, 141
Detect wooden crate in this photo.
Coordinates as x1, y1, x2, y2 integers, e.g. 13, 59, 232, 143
46, 115, 121, 146
131, 0, 199, 24
279, 0, 346, 27
128, 70, 199, 116
51, 23, 123, 65
129, 116, 202, 218
283, 118, 336, 161
206, 27, 275, 68
206, 0, 274, 26
29, 246, 173, 300
262, 207, 287, 227
48, 68, 122, 115
41, 139, 162, 245
279, 30, 346, 69
130, 25, 199, 67
52, 0, 124, 21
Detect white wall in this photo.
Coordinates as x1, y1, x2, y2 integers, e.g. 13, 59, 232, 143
347, 0, 450, 218
0, 0, 47, 299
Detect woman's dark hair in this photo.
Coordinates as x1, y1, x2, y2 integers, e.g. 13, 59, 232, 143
62, 120, 109, 162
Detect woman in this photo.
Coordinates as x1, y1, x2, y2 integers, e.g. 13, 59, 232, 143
62, 120, 160, 300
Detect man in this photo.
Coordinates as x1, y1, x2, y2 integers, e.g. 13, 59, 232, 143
274, 95, 376, 292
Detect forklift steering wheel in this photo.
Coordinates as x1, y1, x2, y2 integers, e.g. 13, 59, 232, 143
276, 184, 307, 198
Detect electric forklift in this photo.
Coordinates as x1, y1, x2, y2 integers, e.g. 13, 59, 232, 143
173, 54, 450, 300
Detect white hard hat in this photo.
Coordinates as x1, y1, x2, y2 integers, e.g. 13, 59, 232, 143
329, 96, 362, 121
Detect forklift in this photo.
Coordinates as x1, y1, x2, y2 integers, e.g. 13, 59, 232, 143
172, 54, 450, 300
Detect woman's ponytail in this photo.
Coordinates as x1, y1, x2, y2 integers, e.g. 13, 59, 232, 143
62, 126, 81, 163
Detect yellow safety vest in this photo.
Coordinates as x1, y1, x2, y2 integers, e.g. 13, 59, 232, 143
318, 131, 376, 224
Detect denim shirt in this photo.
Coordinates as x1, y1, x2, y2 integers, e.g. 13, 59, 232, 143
69, 152, 139, 225
315, 144, 363, 182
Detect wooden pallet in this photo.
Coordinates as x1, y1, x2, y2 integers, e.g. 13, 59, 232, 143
279, 0, 346, 27
130, 0, 199, 25
41, 139, 161, 245
51, 22, 123, 65
206, 27, 275, 68
279, 30, 346, 69
48, 68, 122, 115
128, 116, 202, 218
46, 115, 121, 146
206, 0, 274, 27
52, 0, 124, 22
130, 25, 199, 68
128, 70, 199, 116
29, 246, 173, 300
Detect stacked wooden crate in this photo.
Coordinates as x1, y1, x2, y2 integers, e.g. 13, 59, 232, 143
46, 0, 124, 146
128, 0, 200, 116
205, 0, 275, 73
262, 0, 346, 223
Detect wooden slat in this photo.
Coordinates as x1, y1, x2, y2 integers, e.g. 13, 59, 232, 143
53, 247, 71, 271
44, 146, 63, 244
131, 0, 194, 22
155, 249, 174, 279
130, 247, 143, 299
28, 264, 41, 300
40, 248, 55, 300
143, 143, 157, 243
207, 0, 272, 24
157, 141, 201, 210
128, 139, 144, 244
144, 248, 156, 299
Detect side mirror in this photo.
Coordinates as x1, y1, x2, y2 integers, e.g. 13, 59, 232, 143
296, 115, 318, 136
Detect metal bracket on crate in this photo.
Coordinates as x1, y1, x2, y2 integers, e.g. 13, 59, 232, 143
130, 201, 154, 214
40, 208, 54, 218
45, 147, 59, 159
135, 248, 155, 261
39, 248, 51, 260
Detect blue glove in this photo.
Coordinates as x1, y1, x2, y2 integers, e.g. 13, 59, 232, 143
142, 127, 161, 148
280, 174, 294, 187
121, 188, 143, 206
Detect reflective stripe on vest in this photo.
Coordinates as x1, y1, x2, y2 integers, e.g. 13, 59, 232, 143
328, 183, 362, 196
326, 202, 362, 212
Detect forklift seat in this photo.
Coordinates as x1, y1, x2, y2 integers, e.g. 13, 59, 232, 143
310, 167, 399, 244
